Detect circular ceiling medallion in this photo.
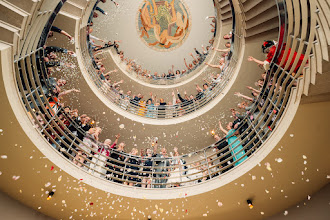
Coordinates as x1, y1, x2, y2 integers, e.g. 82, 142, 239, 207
137, 0, 191, 52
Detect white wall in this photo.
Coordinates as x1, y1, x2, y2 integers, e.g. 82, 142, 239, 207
0, 191, 54, 220
268, 183, 330, 220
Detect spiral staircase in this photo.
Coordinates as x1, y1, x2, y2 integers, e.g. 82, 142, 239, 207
0, 0, 329, 219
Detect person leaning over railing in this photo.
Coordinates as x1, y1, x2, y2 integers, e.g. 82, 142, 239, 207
247, 40, 306, 75
213, 133, 233, 174
124, 148, 140, 186
47, 26, 74, 42
74, 127, 101, 168
218, 121, 248, 166
106, 142, 126, 183
90, 134, 120, 177
152, 143, 170, 188
145, 93, 156, 118
140, 148, 154, 188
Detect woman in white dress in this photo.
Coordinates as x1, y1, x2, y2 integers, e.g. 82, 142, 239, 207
74, 127, 101, 167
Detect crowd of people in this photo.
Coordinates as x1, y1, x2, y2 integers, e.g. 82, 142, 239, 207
23, 0, 306, 189
84, 0, 234, 118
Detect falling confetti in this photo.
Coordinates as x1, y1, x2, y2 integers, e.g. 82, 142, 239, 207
217, 202, 223, 207
290, 134, 294, 137
284, 210, 288, 216
302, 155, 307, 159
45, 182, 51, 187
119, 124, 125, 129
1, 155, 8, 159
276, 158, 283, 163
265, 162, 272, 171
51, 166, 54, 171
12, 175, 20, 180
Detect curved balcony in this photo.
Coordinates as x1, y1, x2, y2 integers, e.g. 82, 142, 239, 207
77, 0, 244, 120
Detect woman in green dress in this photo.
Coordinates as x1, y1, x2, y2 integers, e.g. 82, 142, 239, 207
219, 121, 248, 166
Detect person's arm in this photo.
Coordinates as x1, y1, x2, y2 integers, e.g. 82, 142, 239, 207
58, 89, 80, 98
150, 92, 156, 102
189, 53, 198, 62
176, 89, 186, 102
234, 92, 254, 102
96, 6, 107, 15
93, 50, 103, 56
203, 78, 211, 85
111, 0, 119, 7
103, 69, 118, 77
112, 80, 123, 87
213, 48, 230, 52
172, 91, 176, 104
218, 121, 228, 135
246, 86, 261, 93
247, 56, 264, 65
196, 84, 202, 92
201, 45, 207, 54
60, 30, 73, 40
205, 62, 221, 69
184, 58, 190, 70
173, 147, 179, 157
111, 134, 120, 148
51, 26, 73, 40
153, 142, 158, 155
184, 91, 189, 100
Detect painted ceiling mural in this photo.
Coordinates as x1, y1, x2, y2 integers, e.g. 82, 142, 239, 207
137, 0, 191, 52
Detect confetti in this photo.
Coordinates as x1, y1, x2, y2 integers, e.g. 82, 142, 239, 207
45, 182, 51, 187
302, 155, 307, 159
290, 134, 294, 137
12, 175, 20, 180
1, 155, 7, 159
119, 124, 124, 129
265, 162, 272, 171
217, 202, 223, 207
276, 158, 283, 163
260, 212, 264, 215
51, 166, 54, 171
284, 210, 288, 216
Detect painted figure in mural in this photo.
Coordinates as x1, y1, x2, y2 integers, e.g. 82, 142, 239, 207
138, 0, 190, 50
